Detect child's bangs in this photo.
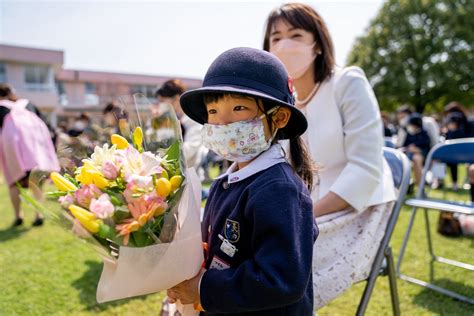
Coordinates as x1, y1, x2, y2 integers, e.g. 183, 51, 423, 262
202, 93, 257, 105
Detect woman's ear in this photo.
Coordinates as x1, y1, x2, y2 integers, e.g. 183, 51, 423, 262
272, 107, 291, 129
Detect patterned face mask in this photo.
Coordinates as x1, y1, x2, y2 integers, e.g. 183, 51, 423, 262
201, 107, 279, 162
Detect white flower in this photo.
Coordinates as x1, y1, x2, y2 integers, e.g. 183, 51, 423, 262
83, 143, 117, 169
121, 147, 163, 180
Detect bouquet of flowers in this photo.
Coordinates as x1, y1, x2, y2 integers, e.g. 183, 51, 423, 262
49, 127, 184, 251
23, 97, 203, 306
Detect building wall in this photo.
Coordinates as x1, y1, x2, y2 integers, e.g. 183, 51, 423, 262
1, 44, 202, 126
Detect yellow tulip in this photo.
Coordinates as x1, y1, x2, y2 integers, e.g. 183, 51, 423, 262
50, 172, 77, 192
133, 127, 144, 151
154, 205, 166, 217
156, 177, 171, 198
118, 119, 130, 137
111, 134, 129, 149
69, 205, 102, 233
75, 167, 93, 185
91, 172, 110, 189
170, 175, 183, 192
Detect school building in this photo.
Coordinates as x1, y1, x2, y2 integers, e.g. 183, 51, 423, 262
0, 43, 202, 126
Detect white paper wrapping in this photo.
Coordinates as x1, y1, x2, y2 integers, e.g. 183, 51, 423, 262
96, 167, 203, 303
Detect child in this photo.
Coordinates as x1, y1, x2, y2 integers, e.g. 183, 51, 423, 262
167, 47, 318, 315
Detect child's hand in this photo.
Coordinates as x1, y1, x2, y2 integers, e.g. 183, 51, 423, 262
167, 268, 206, 305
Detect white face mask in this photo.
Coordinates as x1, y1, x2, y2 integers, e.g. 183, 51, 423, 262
73, 121, 86, 131
398, 116, 409, 127
201, 108, 279, 162
270, 39, 317, 79
406, 125, 418, 135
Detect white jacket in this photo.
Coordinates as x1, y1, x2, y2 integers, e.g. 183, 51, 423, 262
303, 66, 396, 212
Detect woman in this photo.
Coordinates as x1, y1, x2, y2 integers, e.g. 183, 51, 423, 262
263, 3, 396, 308
0, 84, 59, 227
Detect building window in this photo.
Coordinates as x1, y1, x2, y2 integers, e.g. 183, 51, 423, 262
132, 84, 156, 99
0, 63, 6, 83
84, 82, 99, 106
85, 82, 96, 94
56, 81, 69, 106
24, 64, 52, 91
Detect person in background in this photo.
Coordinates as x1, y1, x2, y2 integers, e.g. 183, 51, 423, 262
155, 79, 208, 173
381, 111, 396, 138
444, 101, 473, 137
102, 102, 130, 141
0, 84, 60, 227
396, 105, 439, 148
443, 102, 474, 198
401, 113, 431, 185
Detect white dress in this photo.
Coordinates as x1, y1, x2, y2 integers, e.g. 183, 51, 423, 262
301, 67, 397, 308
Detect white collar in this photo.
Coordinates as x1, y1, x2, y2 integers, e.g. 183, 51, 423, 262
216, 144, 286, 184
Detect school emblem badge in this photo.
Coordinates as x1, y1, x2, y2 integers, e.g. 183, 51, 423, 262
224, 219, 240, 243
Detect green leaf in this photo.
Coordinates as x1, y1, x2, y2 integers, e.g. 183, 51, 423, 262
46, 191, 68, 199
165, 140, 181, 162
63, 173, 80, 188
131, 230, 152, 247
97, 224, 115, 239
112, 207, 130, 222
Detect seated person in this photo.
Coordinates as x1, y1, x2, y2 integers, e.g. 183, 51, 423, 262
402, 113, 431, 185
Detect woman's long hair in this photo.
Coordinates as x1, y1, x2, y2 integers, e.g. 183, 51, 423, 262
263, 2, 336, 84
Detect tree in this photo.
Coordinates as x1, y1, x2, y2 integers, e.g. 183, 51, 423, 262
347, 0, 473, 113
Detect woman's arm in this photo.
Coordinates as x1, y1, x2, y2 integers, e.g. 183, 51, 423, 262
326, 67, 384, 213
313, 191, 350, 217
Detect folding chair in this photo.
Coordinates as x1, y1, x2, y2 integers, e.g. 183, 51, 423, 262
356, 147, 411, 316
397, 138, 474, 304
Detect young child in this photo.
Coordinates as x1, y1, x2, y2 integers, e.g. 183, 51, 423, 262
167, 47, 318, 315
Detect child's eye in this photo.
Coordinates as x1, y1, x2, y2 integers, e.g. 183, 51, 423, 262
233, 105, 246, 111
208, 109, 217, 115
291, 34, 302, 39
271, 37, 281, 44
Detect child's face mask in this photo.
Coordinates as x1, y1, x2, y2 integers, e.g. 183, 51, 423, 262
201, 107, 279, 163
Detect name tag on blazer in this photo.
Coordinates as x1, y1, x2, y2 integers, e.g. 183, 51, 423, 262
209, 256, 231, 270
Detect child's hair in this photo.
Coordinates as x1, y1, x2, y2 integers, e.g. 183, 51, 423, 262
203, 93, 315, 191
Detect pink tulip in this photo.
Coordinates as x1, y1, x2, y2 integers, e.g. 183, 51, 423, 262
74, 184, 102, 208
58, 194, 74, 209
90, 194, 115, 219
102, 161, 119, 180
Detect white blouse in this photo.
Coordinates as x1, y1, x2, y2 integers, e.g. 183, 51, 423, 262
303, 66, 396, 212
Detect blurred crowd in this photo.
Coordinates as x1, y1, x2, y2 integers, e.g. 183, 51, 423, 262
382, 102, 474, 200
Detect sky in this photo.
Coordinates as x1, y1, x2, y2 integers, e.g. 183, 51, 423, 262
0, 0, 384, 79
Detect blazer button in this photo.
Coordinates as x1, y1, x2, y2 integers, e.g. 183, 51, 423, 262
222, 182, 230, 189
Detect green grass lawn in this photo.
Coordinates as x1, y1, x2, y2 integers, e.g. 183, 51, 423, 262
1, 174, 473, 315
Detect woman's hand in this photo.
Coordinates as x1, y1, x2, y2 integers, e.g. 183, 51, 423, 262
167, 269, 206, 305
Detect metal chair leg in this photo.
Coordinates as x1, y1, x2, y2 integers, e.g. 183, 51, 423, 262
424, 208, 435, 259
386, 247, 401, 316
397, 206, 418, 274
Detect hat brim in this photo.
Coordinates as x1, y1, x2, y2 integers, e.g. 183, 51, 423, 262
180, 85, 307, 139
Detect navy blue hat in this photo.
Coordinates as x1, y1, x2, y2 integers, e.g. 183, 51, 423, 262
180, 47, 307, 138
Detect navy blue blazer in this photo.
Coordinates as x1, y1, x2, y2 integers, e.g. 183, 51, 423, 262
199, 162, 317, 315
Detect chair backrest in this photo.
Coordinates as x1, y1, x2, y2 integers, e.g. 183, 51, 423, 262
418, 138, 474, 197
380, 147, 412, 247
430, 138, 474, 164
384, 137, 396, 149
